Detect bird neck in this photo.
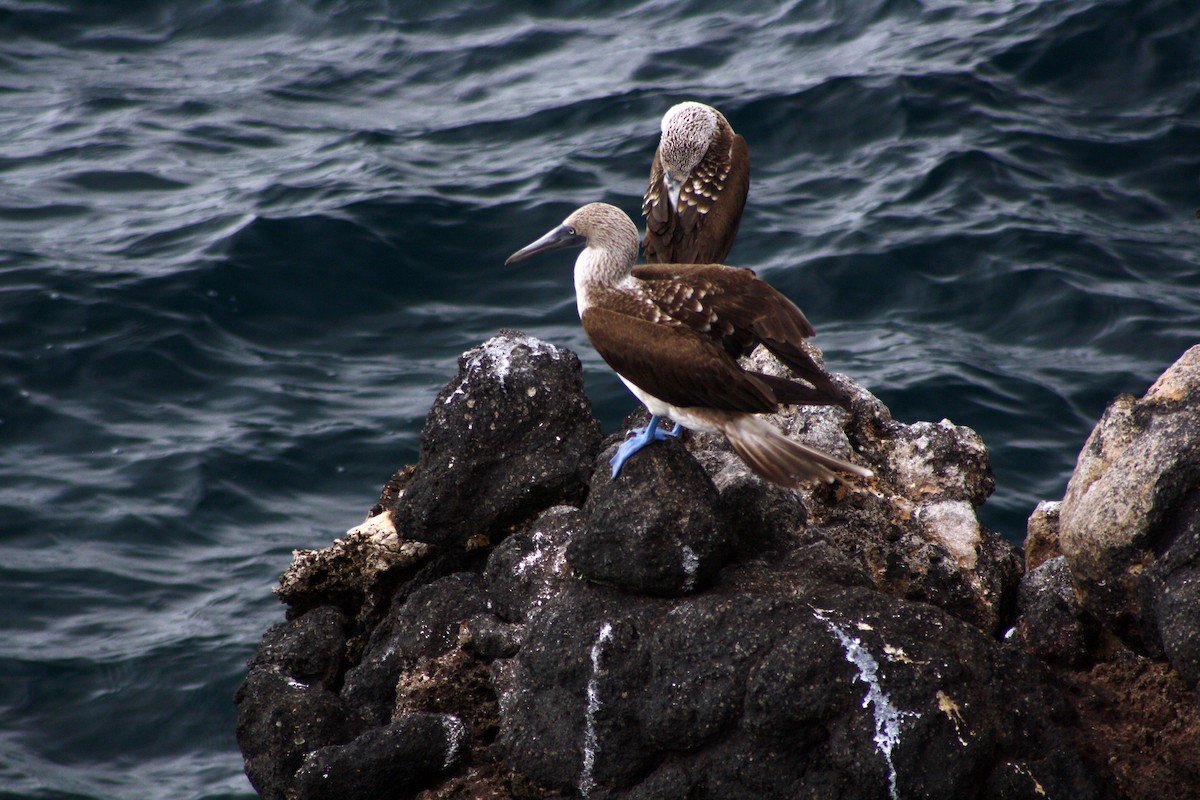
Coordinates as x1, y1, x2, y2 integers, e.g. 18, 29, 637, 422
573, 245, 635, 316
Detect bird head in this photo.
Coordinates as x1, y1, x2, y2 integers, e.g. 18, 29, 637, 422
659, 102, 719, 194
506, 203, 639, 267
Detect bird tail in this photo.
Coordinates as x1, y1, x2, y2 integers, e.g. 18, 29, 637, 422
758, 337, 848, 407
724, 415, 872, 488
756, 373, 852, 410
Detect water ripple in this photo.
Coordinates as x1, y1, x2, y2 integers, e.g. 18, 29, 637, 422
1, 0, 1199, 797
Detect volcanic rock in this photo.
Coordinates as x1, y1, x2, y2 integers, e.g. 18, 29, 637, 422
385, 331, 603, 548
1059, 344, 1200, 679
235, 333, 1200, 800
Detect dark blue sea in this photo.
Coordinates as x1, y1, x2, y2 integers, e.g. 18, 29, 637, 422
1, 0, 1197, 796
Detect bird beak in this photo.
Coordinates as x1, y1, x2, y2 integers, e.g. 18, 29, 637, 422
505, 224, 585, 265
664, 171, 684, 208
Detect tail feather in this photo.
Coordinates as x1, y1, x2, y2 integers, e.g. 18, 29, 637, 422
724, 416, 872, 488
756, 373, 852, 410
758, 338, 843, 399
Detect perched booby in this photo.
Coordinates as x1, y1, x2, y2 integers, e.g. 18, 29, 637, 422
506, 202, 870, 487
643, 101, 750, 265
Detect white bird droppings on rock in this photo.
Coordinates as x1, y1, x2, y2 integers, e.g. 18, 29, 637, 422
441, 714, 468, 770
580, 621, 614, 798
445, 333, 565, 404
814, 609, 919, 800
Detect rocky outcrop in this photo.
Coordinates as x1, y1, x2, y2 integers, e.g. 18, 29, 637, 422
236, 332, 1200, 800
1057, 345, 1200, 682
570, 434, 730, 597
498, 576, 1108, 799
1010, 343, 1200, 797
387, 332, 603, 549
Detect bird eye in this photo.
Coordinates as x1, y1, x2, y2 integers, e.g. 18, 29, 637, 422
566, 226, 577, 236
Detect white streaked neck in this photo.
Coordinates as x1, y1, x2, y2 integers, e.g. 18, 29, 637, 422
574, 245, 634, 316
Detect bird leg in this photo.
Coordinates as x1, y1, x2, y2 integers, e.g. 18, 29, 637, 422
610, 415, 683, 477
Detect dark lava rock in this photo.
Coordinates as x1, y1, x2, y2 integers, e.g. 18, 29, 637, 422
716, 468, 812, 556
1011, 555, 1096, 669
235, 668, 365, 800
236, 606, 365, 799
568, 435, 730, 596
341, 573, 490, 725
291, 712, 469, 800
499, 571, 1117, 800
465, 612, 523, 661
484, 504, 580, 624
246, 605, 348, 688
238, 336, 1200, 800
387, 331, 602, 548
1153, 528, 1200, 687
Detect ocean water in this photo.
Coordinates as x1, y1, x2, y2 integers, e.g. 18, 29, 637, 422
1, 0, 1197, 796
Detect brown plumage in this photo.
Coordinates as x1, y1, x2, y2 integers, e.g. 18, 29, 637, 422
643, 102, 750, 265
628, 262, 844, 404
506, 203, 869, 487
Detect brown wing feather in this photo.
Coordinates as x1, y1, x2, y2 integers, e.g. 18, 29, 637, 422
702, 132, 748, 263
669, 172, 705, 264
756, 373, 847, 408
642, 129, 750, 265
580, 306, 778, 413
630, 263, 814, 341
629, 263, 847, 404
642, 149, 673, 263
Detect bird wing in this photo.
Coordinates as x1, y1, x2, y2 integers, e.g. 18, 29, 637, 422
641, 132, 750, 265
642, 148, 672, 261
580, 305, 778, 413
629, 263, 846, 405
700, 132, 749, 263
630, 263, 814, 341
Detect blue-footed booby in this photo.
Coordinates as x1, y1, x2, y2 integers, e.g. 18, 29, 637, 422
643, 102, 749, 265
506, 202, 870, 487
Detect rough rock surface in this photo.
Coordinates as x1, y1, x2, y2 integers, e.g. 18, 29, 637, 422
1011, 555, 1096, 669
569, 435, 730, 596
236, 331, 1200, 800
387, 331, 603, 548
1059, 650, 1200, 798
501, 576, 1110, 800
292, 713, 470, 800
1059, 344, 1200, 680
722, 354, 1019, 637
1024, 500, 1061, 572
236, 606, 366, 800
341, 573, 491, 725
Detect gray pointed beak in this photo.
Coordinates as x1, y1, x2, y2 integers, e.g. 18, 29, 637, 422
505, 224, 585, 265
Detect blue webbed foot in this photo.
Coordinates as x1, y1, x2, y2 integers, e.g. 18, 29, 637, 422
609, 416, 682, 477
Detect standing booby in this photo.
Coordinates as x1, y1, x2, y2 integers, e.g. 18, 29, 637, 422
506, 202, 870, 487
643, 102, 750, 265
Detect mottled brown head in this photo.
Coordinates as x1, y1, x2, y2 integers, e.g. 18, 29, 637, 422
506, 202, 639, 270
643, 102, 749, 265
563, 203, 639, 265
659, 102, 722, 186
